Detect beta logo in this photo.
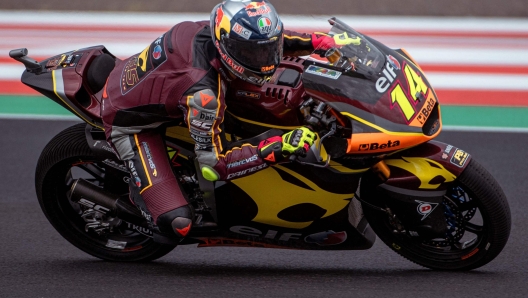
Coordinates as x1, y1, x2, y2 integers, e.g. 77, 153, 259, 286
358, 140, 400, 151
416, 200, 440, 221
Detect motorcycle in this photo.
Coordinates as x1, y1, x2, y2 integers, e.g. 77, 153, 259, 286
11, 17, 510, 270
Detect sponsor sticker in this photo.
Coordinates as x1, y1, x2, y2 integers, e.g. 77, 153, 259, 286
237, 90, 261, 99
190, 133, 212, 144
142, 142, 157, 177
415, 200, 440, 221
227, 163, 268, 179
227, 155, 259, 169
233, 22, 252, 40
451, 149, 469, 167
304, 230, 347, 246
257, 17, 272, 35
305, 65, 342, 80
246, 2, 271, 17
152, 45, 162, 59
358, 140, 400, 151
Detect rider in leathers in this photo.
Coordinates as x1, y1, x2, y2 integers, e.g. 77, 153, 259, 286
101, 0, 335, 240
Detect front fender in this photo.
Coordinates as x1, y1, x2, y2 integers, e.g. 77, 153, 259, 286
382, 140, 471, 195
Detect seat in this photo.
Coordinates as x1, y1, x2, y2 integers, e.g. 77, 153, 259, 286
86, 54, 115, 93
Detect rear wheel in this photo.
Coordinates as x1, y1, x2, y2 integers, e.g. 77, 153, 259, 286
360, 158, 511, 270
35, 123, 176, 261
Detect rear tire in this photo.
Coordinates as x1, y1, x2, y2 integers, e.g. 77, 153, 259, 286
35, 123, 176, 261
361, 158, 511, 270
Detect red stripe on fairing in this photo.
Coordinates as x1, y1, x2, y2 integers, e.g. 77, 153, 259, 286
436, 90, 528, 107
0, 81, 38, 95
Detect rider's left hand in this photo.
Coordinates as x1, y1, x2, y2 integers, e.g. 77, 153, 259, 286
311, 33, 336, 52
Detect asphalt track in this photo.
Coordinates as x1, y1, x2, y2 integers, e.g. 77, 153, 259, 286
1, 119, 528, 298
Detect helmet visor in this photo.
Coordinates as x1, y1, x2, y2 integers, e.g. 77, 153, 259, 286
223, 35, 283, 74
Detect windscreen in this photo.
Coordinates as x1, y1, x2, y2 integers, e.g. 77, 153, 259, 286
310, 18, 385, 76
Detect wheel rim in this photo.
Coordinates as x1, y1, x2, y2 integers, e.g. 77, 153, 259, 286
56, 159, 155, 252
388, 182, 488, 260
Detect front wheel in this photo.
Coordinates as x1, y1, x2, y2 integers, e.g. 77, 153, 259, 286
360, 158, 511, 270
35, 123, 176, 261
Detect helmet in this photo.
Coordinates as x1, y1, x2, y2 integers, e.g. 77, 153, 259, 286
210, 0, 284, 85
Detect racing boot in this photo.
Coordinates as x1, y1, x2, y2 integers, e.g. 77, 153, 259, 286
156, 204, 195, 238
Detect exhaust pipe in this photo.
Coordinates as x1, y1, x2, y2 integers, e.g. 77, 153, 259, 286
68, 178, 149, 228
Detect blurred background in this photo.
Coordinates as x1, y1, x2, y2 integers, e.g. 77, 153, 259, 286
2, 0, 528, 16
0, 0, 527, 129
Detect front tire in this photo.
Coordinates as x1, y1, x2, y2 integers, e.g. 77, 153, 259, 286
35, 123, 176, 261
361, 158, 511, 270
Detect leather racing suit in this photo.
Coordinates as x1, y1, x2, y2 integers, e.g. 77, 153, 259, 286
101, 20, 319, 238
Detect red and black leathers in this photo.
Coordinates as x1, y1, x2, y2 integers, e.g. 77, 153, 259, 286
101, 20, 317, 233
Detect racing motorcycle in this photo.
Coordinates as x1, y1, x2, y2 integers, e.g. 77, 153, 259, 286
11, 17, 510, 270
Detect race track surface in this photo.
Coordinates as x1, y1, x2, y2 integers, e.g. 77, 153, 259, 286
1, 119, 528, 297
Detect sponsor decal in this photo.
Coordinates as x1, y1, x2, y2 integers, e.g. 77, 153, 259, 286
237, 90, 261, 99
358, 140, 400, 151
451, 149, 469, 167
191, 119, 212, 130
376, 60, 398, 93
417, 96, 435, 125
304, 230, 347, 246
261, 65, 275, 72
128, 160, 142, 187
442, 153, 449, 160
121, 34, 167, 94
190, 133, 213, 144
102, 159, 128, 172
246, 2, 271, 17
232, 22, 252, 40
199, 91, 215, 107
257, 17, 272, 35
215, 40, 245, 74
126, 222, 153, 237
415, 200, 440, 221
199, 112, 216, 121
229, 225, 302, 242
190, 128, 211, 136
152, 45, 162, 59
77, 198, 111, 215
227, 155, 259, 169
305, 65, 342, 80
195, 143, 210, 151
444, 145, 454, 154
226, 163, 268, 179
142, 142, 157, 177
387, 55, 401, 70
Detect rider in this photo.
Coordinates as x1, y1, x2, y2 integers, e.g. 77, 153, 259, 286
101, 0, 335, 241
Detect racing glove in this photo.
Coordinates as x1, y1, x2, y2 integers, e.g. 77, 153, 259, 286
311, 33, 336, 52
312, 32, 363, 56
258, 127, 317, 164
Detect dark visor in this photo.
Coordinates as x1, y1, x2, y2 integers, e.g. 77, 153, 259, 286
223, 36, 283, 73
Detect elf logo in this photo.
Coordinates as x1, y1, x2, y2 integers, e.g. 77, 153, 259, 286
376, 60, 399, 93
358, 140, 400, 151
